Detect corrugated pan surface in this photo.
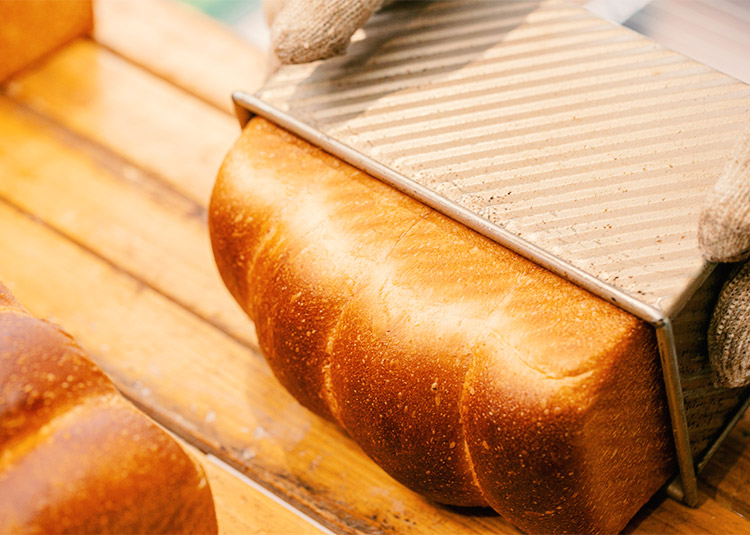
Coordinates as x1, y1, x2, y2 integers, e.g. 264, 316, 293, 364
258, 0, 750, 316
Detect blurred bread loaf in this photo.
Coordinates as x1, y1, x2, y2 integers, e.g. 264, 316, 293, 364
209, 118, 676, 534
0, 283, 218, 534
0, 0, 93, 82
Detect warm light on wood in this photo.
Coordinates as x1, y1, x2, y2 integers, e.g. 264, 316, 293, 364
0, 0, 747, 533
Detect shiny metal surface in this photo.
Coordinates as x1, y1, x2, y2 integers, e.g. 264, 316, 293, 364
258, 0, 750, 315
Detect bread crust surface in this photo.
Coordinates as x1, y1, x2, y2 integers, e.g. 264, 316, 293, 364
210, 118, 675, 533
0, 285, 218, 535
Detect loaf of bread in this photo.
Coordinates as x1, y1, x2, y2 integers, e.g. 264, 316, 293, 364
0, 0, 93, 82
210, 117, 675, 534
0, 283, 218, 534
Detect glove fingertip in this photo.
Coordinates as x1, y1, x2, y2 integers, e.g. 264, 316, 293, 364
699, 211, 750, 263
272, 26, 349, 65
270, 0, 383, 65
698, 122, 750, 263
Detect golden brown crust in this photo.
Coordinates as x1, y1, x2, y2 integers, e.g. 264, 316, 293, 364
464, 323, 674, 533
0, 308, 115, 452
0, 0, 93, 82
0, 397, 216, 535
210, 117, 675, 533
0, 284, 218, 534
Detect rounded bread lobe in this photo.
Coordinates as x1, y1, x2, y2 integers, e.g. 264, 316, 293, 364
211, 118, 674, 533
329, 281, 486, 505
0, 398, 216, 534
0, 283, 218, 534
0, 310, 114, 452
211, 122, 433, 420
464, 322, 673, 534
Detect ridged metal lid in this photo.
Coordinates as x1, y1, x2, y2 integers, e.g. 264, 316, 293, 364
257, 0, 750, 319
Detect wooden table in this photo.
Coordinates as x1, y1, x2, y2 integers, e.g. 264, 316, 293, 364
0, 1, 747, 533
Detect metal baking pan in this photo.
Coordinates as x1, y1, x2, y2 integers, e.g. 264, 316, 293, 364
233, 0, 750, 505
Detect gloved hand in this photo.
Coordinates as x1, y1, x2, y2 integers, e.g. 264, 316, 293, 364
699, 122, 750, 388
264, 0, 385, 66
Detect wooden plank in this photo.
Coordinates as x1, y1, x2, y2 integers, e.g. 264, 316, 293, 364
0, 200, 523, 535
0, 96, 255, 349
698, 409, 750, 519
183, 447, 324, 535
203, 456, 324, 535
626, 487, 750, 534
93, 0, 266, 114
3, 38, 237, 205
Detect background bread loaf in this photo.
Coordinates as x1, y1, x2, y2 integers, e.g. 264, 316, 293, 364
0, 0, 93, 82
0, 283, 218, 534
210, 117, 676, 534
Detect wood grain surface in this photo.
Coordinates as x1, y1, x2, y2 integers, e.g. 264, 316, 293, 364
195, 449, 325, 535
0, 0, 747, 533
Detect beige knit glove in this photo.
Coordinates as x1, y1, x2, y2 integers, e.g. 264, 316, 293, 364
699, 122, 750, 388
265, 0, 386, 65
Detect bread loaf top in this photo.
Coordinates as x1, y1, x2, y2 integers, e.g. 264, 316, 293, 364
0, 287, 113, 451
210, 118, 675, 534
0, 284, 218, 534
